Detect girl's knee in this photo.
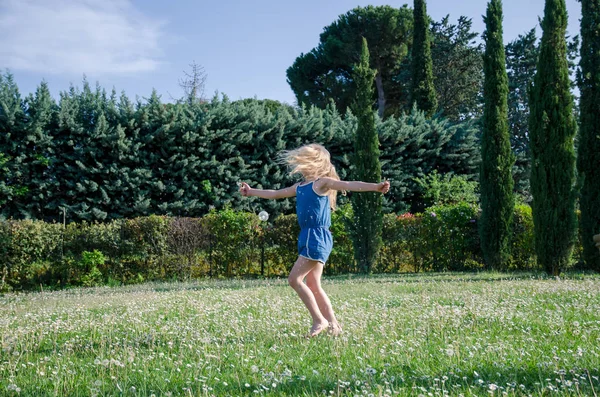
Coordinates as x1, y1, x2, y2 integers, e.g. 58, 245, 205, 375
288, 274, 301, 289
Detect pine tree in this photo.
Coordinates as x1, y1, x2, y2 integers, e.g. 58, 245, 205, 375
351, 38, 383, 273
23, 82, 58, 220
480, 0, 514, 270
577, 0, 600, 271
411, 0, 438, 117
0, 72, 27, 218
529, 0, 577, 275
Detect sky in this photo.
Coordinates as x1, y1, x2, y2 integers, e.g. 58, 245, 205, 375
0, 0, 582, 105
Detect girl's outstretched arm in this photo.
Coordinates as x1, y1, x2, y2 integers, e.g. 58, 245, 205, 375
319, 177, 390, 194
239, 182, 299, 199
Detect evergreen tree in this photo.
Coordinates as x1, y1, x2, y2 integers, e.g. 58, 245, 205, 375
506, 29, 579, 201
410, 0, 438, 117
480, 0, 514, 270
0, 72, 27, 218
287, 6, 413, 117
577, 0, 600, 271
351, 38, 383, 273
529, 0, 577, 275
430, 16, 484, 121
23, 82, 58, 220
506, 29, 539, 201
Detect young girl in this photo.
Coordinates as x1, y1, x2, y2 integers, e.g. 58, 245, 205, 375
239, 143, 390, 337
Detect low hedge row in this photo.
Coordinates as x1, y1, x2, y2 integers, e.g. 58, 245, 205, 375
0, 204, 580, 291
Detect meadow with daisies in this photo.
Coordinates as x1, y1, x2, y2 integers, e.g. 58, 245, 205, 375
2, 273, 599, 396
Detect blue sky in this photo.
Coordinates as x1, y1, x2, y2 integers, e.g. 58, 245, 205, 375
0, 0, 581, 105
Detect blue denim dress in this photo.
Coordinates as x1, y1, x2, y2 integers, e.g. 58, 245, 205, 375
296, 180, 333, 263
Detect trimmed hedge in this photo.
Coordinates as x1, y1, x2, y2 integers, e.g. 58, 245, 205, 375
0, 204, 583, 291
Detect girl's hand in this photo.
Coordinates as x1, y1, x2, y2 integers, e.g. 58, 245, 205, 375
377, 180, 391, 194
239, 182, 252, 197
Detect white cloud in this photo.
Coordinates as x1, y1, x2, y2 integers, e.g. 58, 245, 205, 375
0, 0, 165, 75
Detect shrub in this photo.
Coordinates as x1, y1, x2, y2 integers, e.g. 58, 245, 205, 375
329, 203, 354, 274
265, 214, 299, 276
414, 171, 479, 207
419, 203, 483, 271
203, 207, 260, 277
510, 204, 536, 270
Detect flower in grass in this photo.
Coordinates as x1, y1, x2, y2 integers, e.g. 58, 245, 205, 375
366, 367, 377, 375
430, 212, 437, 218
7, 384, 21, 393
489, 384, 498, 391
251, 365, 259, 373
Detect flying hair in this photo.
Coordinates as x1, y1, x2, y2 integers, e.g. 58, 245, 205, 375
278, 143, 345, 210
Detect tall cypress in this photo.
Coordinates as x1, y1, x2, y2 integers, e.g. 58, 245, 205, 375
480, 0, 514, 270
351, 38, 383, 273
529, 0, 577, 275
410, 0, 438, 117
578, 0, 600, 271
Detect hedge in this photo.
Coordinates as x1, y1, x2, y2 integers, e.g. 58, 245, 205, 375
0, 204, 583, 292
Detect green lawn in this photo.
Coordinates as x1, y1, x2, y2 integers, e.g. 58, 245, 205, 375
1, 273, 599, 396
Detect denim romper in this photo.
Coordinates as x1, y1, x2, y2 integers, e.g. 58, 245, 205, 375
296, 180, 334, 263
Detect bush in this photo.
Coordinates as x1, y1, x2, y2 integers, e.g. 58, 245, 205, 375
265, 214, 299, 276
203, 207, 261, 277
0, 220, 62, 291
0, 203, 580, 291
419, 203, 483, 271
329, 204, 354, 274
377, 212, 423, 273
414, 170, 479, 208
166, 217, 210, 279
510, 204, 536, 270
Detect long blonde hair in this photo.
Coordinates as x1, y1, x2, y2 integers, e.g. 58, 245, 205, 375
279, 143, 344, 210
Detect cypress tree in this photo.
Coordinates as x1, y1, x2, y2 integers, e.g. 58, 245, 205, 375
529, 0, 577, 275
410, 0, 438, 117
480, 0, 514, 270
351, 38, 383, 273
577, 0, 600, 271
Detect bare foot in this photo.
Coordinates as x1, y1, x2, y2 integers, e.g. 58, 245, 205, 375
328, 322, 342, 337
308, 321, 329, 338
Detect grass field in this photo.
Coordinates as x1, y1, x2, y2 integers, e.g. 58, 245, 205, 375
1, 272, 599, 396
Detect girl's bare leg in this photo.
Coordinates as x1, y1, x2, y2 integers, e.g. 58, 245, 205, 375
288, 256, 329, 336
305, 264, 342, 335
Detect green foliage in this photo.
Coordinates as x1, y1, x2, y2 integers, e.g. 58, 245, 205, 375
480, 0, 515, 270
430, 16, 484, 121
506, 29, 580, 202
203, 207, 260, 277
529, 0, 578, 275
329, 204, 354, 273
265, 214, 300, 276
577, 0, 600, 271
0, 72, 484, 222
410, 0, 438, 117
419, 203, 483, 271
510, 204, 536, 270
350, 39, 383, 274
78, 250, 105, 287
286, 5, 413, 117
414, 170, 479, 207
0, 205, 562, 290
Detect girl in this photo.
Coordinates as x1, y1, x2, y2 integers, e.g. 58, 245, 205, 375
239, 144, 390, 337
